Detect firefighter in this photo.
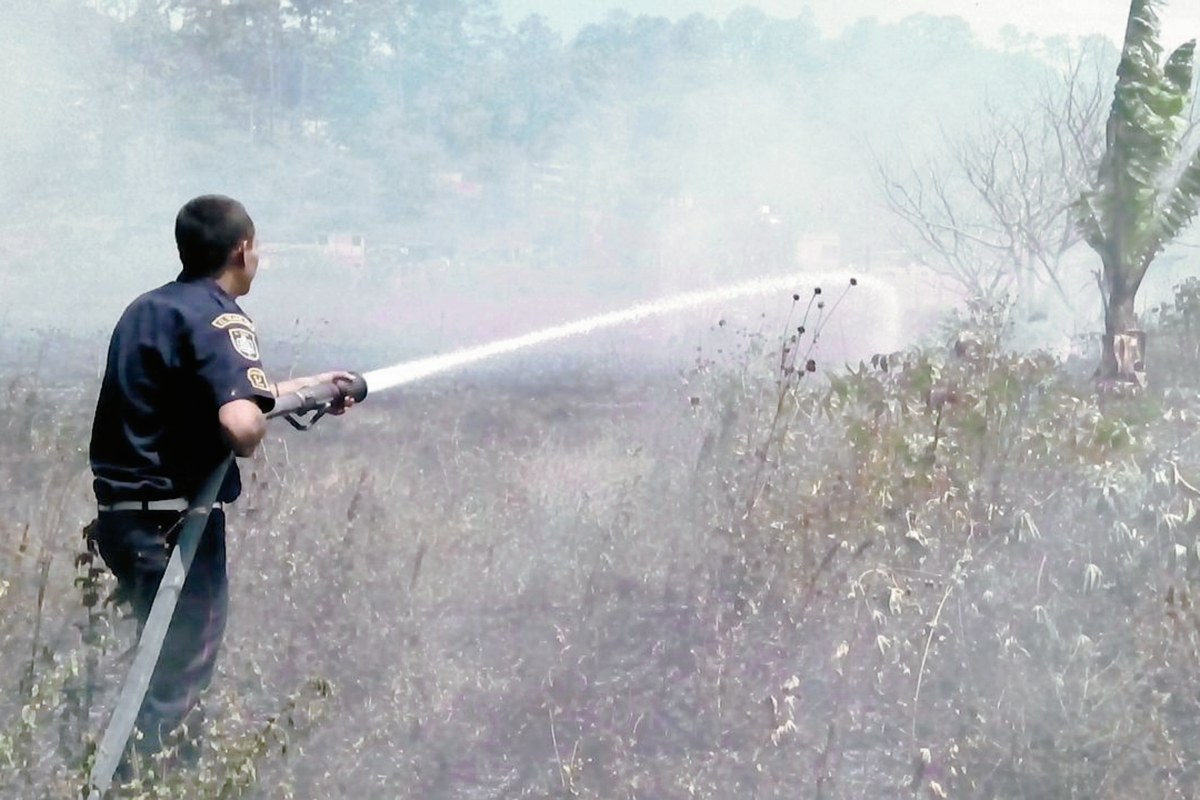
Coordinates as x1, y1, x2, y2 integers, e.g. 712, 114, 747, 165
87, 194, 353, 763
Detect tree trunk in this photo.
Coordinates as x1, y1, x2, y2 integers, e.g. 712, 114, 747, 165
1099, 285, 1145, 383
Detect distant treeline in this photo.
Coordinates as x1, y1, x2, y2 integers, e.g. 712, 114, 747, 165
3, 2, 1108, 298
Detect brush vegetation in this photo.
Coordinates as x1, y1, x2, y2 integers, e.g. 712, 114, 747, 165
6, 286, 1200, 797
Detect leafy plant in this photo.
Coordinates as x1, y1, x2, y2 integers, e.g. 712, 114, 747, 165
1076, 0, 1200, 379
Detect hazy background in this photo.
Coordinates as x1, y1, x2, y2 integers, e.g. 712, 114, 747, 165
2, 0, 1198, 379
8, 4, 1200, 797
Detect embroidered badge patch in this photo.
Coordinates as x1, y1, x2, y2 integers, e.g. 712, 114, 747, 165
229, 328, 260, 361
211, 313, 255, 331
247, 367, 270, 392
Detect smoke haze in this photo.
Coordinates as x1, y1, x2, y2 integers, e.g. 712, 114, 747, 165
5, 0, 1161, 376
9, 3, 1200, 798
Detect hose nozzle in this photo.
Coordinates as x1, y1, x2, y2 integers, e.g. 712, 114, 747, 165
266, 372, 368, 429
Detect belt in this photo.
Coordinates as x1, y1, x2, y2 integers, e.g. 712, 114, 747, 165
97, 499, 224, 513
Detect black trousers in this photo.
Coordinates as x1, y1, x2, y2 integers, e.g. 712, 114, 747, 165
91, 508, 229, 754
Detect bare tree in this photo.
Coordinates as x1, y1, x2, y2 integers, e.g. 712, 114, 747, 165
877, 40, 1111, 307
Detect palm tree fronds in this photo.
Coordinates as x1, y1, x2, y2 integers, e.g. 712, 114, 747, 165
1152, 149, 1200, 249
1163, 40, 1197, 93
1074, 191, 1108, 254
1121, 0, 1164, 70
1079, 0, 1200, 272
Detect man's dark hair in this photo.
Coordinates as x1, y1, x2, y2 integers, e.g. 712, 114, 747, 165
175, 195, 255, 278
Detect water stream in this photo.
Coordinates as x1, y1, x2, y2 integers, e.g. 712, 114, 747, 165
361, 272, 858, 393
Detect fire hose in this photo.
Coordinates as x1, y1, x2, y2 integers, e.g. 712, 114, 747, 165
86, 374, 368, 797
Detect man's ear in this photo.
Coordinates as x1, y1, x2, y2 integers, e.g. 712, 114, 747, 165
231, 241, 248, 267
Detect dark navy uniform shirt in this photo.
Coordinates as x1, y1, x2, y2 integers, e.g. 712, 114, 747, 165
89, 275, 276, 504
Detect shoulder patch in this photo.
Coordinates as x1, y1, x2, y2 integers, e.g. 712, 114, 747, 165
229, 328, 260, 361
247, 367, 271, 393
211, 313, 255, 332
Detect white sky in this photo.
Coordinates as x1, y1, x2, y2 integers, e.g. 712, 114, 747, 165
500, 0, 1200, 50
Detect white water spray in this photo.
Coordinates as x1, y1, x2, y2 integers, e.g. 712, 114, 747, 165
362, 272, 885, 393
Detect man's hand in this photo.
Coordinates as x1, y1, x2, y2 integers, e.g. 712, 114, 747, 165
323, 371, 358, 415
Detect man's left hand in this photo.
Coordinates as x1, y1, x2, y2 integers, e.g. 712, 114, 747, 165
318, 371, 357, 414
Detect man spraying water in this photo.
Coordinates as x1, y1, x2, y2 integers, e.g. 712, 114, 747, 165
86, 195, 357, 781
84, 196, 890, 793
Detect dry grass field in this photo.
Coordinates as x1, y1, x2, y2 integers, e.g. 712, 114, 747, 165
6, 289, 1200, 798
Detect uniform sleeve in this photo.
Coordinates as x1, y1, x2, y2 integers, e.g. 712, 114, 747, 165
192, 311, 276, 413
